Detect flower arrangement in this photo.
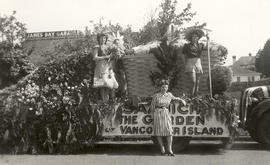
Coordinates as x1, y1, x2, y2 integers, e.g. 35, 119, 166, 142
210, 65, 233, 95
0, 49, 106, 154
185, 95, 239, 137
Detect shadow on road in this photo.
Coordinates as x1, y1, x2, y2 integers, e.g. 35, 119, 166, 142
89, 141, 268, 156
92, 144, 157, 156
230, 142, 269, 151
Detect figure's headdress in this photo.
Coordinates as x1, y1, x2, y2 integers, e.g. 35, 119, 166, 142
107, 31, 124, 46
184, 27, 205, 41
113, 31, 124, 41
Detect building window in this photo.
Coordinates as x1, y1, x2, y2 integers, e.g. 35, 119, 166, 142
252, 76, 255, 82
237, 77, 240, 82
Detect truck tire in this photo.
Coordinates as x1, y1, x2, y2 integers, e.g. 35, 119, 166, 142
247, 128, 260, 142
257, 112, 270, 146
172, 137, 191, 153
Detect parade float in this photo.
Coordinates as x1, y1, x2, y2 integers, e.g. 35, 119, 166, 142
0, 29, 238, 154
99, 30, 237, 152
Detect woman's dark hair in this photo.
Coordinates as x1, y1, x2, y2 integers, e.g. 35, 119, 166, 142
185, 28, 204, 41
158, 79, 170, 87
191, 31, 200, 37
97, 33, 108, 44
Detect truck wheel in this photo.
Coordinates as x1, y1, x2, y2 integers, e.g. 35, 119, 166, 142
248, 128, 259, 142
257, 112, 270, 146
172, 137, 191, 153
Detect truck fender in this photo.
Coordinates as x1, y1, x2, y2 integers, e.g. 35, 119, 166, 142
245, 99, 270, 142
253, 99, 270, 121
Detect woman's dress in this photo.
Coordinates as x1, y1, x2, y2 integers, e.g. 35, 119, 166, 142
93, 45, 119, 89
151, 92, 174, 136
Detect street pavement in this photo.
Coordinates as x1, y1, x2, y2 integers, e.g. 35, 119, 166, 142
0, 140, 269, 165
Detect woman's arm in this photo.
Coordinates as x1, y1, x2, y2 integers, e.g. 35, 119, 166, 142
150, 94, 157, 114
169, 92, 186, 106
182, 44, 189, 63
182, 43, 188, 55
93, 47, 110, 61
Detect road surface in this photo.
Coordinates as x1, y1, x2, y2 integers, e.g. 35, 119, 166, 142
0, 141, 269, 165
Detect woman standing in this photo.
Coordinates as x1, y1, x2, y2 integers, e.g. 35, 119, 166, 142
150, 79, 186, 156
93, 33, 119, 103
182, 28, 205, 98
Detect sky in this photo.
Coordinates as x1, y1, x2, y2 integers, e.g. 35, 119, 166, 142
1, 0, 270, 65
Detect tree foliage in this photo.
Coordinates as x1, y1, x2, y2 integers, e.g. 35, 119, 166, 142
255, 39, 270, 77
0, 11, 35, 89
139, 0, 196, 44
255, 49, 263, 73
149, 39, 181, 90
0, 11, 26, 46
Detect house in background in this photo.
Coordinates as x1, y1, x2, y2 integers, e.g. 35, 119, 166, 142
230, 54, 262, 82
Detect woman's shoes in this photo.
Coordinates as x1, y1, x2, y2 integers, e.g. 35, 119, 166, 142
160, 150, 166, 155
160, 152, 166, 156
167, 152, 175, 157
160, 151, 174, 156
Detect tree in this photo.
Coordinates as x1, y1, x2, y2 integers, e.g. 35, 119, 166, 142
255, 49, 263, 73
256, 39, 270, 77
139, 0, 196, 44
139, 19, 160, 44
158, 0, 195, 36
0, 11, 35, 89
0, 11, 26, 46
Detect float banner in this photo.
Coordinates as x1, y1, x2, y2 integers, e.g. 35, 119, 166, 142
102, 102, 230, 137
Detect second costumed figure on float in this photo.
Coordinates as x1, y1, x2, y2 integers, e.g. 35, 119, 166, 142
182, 28, 206, 98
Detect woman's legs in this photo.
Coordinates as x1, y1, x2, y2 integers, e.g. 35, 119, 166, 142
157, 136, 165, 153
187, 72, 196, 98
109, 89, 115, 102
100, 87, 110, 103
194, 73, 202, 97
166, 136, 173, 154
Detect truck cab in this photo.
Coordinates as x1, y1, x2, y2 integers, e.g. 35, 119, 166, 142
239, 85, 270, 145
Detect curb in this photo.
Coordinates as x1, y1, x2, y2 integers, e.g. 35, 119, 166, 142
95, 136, 253, 145
235, 136, 252, 141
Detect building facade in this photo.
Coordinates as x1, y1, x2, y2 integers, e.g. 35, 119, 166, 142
231, 54, 262, 82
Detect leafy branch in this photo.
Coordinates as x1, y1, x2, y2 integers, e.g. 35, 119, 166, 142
149, 40, 182, 90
